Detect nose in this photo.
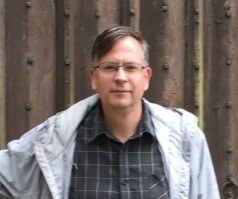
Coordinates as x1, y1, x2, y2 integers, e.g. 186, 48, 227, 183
114, 67, 128, 83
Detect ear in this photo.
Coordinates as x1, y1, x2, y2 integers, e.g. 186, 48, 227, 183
89, 68, 97, 91
143, 67, 152, 91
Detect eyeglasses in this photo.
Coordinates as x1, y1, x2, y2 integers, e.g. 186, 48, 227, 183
94, 62, 147, 74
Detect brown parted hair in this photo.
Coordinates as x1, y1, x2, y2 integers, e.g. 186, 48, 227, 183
91, 26, 149, 66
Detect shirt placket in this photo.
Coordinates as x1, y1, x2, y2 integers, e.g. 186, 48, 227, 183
119, 143, 131, 199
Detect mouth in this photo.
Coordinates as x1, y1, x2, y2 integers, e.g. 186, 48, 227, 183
110, 90, 131, 93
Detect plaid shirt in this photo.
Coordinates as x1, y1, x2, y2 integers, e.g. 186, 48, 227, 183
69, 101, 169, 199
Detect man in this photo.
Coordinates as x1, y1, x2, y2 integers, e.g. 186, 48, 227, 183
0, 26, 220, 199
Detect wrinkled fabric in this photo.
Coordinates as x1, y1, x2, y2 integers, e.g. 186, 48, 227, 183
0, 94, 220, 199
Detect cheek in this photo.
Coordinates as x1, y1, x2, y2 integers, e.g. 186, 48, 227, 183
92, 77, 110, 93
132, 76, 150, 91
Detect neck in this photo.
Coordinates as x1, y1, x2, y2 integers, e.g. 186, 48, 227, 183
102, 102, 143, 143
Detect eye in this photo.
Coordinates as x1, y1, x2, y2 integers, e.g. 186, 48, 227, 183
101, 63, 117, 72
125, 64, 139, 72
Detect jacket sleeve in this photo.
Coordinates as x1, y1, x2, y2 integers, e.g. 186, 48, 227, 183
189, 126, 221, 199
0, 121, 50, 198
176, 108, 220, 198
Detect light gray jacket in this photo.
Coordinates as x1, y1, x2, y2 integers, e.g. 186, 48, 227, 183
0, 94, 220, 199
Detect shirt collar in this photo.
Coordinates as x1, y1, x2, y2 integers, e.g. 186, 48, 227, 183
132, 100, 154, 139
85, 100, 154, 144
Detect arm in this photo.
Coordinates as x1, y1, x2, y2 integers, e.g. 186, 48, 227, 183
0, 123, 47, 198
189, 128, 221, 199
177, 108, 220, 199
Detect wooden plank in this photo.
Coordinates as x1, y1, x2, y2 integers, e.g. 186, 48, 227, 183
184, 0, 197, 114
184, 0, 205, 125
27, 0, 56, 127
229, 0, 238, 186
141, 0, 185, 108
63, 0, 76, 108
55, 0, 65, 111
96, 0, 120, 32
0, 0, 6, 149
121, 0, 140, 30
129, 0, 140, 31
5, 1, 29, 142
121, 0, 130, 26
203, 0, 236, 194
195, 0, 205, 127
74, 0, 97, 101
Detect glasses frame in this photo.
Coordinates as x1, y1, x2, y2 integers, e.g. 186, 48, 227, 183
93, 62, 147, 75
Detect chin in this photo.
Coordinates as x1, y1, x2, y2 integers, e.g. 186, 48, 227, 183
108, 99, 132, 109
111, 102, 131, 109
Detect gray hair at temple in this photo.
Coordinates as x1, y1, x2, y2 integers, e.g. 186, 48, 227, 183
91, 26, 149, 67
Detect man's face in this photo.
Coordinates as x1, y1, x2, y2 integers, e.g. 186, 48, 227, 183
90, 36, 152, 111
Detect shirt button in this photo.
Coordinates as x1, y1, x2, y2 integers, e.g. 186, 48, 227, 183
120, 149, 126, 155
121, 179, 129, 185
120, 146, 126, 155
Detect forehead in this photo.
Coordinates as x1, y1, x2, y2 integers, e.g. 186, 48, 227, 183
98, 36, 145, 63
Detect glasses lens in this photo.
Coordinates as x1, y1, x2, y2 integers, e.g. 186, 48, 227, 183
124, 63, 141, 73
100, 63, 117, 73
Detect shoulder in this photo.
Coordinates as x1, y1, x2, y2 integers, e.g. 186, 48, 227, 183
2, 94, 100, 157
1, 115, 56, 159
144, 99, 198, 128
143, 99, 205, 145
143, 100, 210, 177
